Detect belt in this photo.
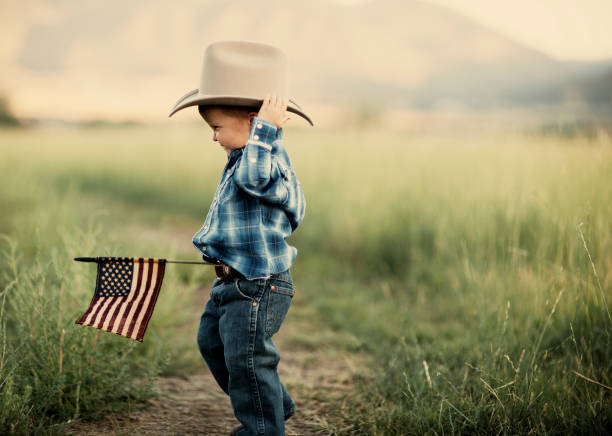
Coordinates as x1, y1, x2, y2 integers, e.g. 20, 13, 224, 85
202, 254, 239, 281
214, 263, 244, 281
205, 256, 285, 282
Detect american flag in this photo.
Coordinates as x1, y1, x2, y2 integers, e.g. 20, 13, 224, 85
75, 257, 166, 342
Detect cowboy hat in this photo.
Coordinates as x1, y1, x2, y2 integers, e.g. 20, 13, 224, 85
168, 40, 313, 126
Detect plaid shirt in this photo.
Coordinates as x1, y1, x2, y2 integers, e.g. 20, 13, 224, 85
193, 116, 306, 279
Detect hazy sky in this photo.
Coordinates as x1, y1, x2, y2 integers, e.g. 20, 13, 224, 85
416, 0, 612, 61
336, 0, 612, 60
2, 0, 611, 121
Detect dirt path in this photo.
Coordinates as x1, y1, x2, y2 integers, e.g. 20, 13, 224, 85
67, 286, 364, 435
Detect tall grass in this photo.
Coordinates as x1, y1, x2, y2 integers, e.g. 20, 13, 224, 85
1, 124, 611, 433
0, 128, 209, 433
0, 228, 163, 434
289, 130, 612, 433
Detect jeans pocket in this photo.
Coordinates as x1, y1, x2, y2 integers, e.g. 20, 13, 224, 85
234, 278, 258, 301
265, 285, 294, 337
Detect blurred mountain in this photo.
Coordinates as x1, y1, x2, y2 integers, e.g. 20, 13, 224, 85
0, 97, 20, 126
5, 0, 612, 120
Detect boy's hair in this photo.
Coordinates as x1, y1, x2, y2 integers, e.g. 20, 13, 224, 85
198, 104, 258, 119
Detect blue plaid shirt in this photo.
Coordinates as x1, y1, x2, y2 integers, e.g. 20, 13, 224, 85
192, 117, 306, 279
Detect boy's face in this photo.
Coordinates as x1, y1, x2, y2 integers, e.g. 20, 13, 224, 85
199, 107, 257, 156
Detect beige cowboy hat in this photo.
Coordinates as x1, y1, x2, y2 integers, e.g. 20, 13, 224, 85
168, 40, 313, 126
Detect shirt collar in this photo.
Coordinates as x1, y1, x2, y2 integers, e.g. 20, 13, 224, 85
227, 148, 243, 167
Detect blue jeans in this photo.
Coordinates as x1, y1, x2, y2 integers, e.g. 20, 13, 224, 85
197, 270, 296, 435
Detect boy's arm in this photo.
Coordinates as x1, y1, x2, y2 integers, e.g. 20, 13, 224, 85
233, 119, 305, 230
233, 93, 293, 201
233, 115, 306, 229
233, 116, 285, 199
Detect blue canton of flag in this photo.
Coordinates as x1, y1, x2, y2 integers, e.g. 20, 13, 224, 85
98, 259, 133, 297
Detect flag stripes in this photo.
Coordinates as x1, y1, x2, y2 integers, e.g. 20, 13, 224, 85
75, 257, 166, 342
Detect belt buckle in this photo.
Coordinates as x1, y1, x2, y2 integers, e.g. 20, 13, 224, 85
215, 264, 233, 280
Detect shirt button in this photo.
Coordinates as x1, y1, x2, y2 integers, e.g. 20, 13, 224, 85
254, 134, 259, 140
202, 246, 207, 251
257, 123, 262, 129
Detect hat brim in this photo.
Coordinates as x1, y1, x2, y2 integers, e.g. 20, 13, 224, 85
168, 89, 314, 126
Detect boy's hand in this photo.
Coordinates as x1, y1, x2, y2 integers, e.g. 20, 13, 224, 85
257, 93, 291, 129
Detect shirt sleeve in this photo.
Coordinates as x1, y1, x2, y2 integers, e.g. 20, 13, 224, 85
233, 116, 286, 202
233, 116, 306, 230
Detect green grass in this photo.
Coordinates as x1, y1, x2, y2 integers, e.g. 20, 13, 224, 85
1, 123, 611, 434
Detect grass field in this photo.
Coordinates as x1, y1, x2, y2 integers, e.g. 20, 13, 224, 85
1, 122, 611, 434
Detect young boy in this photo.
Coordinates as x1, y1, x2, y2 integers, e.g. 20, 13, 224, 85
169, 41, 312, 436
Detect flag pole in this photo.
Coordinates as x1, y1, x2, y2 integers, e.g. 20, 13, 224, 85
165, 259, 217, 265
74, 257, 216, 265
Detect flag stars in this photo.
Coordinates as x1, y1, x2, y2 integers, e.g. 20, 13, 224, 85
94, 258, 135, 298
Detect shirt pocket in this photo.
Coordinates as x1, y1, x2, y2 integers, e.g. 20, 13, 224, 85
265, 283, 294, 337
274, 162, 291, 205
276, 161, 291, 181
219, 164, 239, 204
219, 179, 238, 203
